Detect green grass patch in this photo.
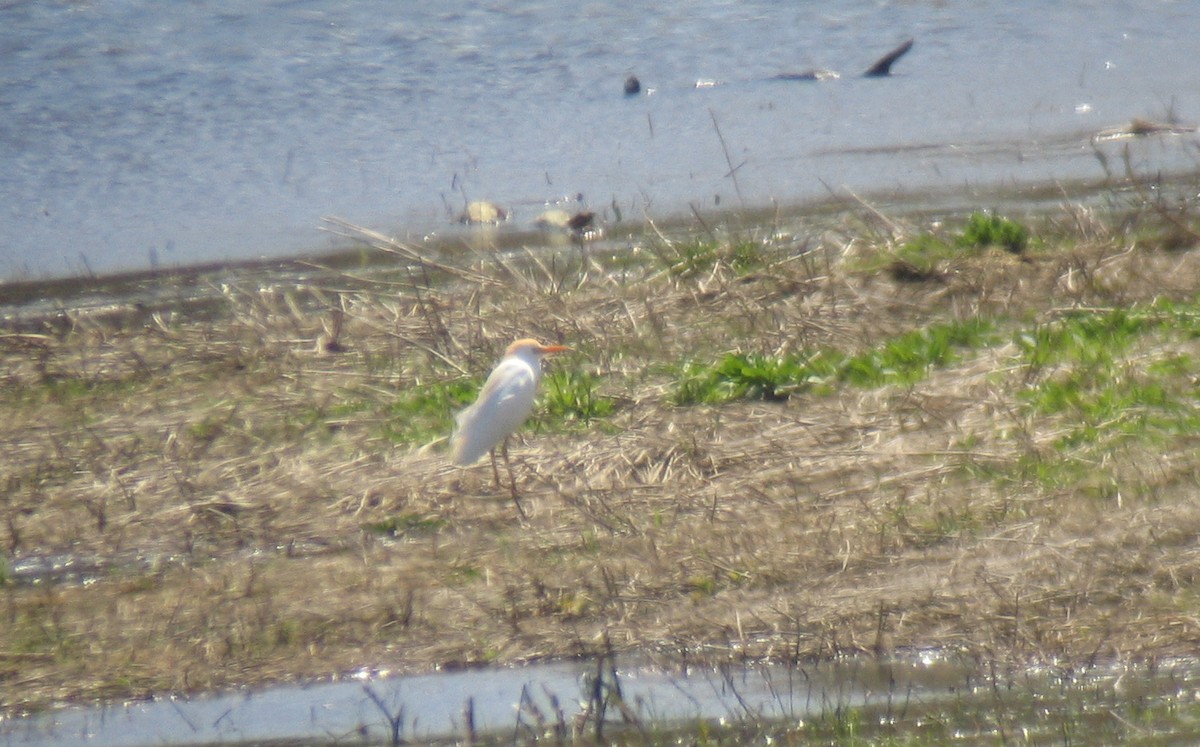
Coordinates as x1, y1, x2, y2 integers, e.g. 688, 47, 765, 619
1004, 301, 1200, 494
924, 300, 1200, 503
888, 233, 960, 278
1021, 356, 1200, 454
671, 352, 835, 405
1, 370, 154, 410
332, 378, 478, 446
447, 563, 483, 586
653, 238, 719, 278
649, 237, 775, 278
726, 238, 771, 273
867, 211, 1033, 280
541, 369, 615, 425
1015, 305, 1198, 432
840, 318, 997, 387
671, 318, 997, 405
958, 210, 1030, 253
363, 513, 449, 538
1015, 308, 1155, 373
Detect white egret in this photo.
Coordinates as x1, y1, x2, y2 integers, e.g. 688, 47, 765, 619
450, 338, 569, 513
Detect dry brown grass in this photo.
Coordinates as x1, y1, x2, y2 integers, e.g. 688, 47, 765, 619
3, 201, 1200, 716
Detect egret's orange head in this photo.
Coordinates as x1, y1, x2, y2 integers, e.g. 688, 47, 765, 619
506, 338, 570, 356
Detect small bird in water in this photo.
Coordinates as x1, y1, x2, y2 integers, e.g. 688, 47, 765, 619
459, 200, 508, 225
624, 74, 641, 95
534, 209, 596, 235
451, 338, 570, 516
567, 211, 595, 232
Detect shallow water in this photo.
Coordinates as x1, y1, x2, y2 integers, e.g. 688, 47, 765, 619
3, 1, 1200, 280
5, 654, 1199, 746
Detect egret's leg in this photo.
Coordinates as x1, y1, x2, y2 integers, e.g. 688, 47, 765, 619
488, 447, 502, 487
501, 437, 527, 518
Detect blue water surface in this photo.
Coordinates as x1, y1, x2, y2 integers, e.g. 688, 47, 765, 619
2, 1, 1199, 279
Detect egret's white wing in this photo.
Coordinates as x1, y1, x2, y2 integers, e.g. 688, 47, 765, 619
450, 358, 538, 465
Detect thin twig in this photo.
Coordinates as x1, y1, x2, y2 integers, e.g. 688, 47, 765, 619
709, 108, 746, 206
319, 216, 498, 285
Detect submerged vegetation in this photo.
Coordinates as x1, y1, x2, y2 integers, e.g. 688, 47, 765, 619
2, 177, 1200, 743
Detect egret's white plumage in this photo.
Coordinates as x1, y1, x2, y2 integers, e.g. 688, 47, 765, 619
450, 339, 569, 467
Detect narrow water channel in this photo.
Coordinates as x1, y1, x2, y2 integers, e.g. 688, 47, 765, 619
5, 653, 1199, 746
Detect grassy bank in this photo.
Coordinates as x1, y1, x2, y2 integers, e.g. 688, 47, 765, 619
2, 188, 1200, 719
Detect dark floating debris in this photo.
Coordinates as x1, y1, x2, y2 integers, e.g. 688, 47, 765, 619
772, 68, 840, 82
1094, 117, 1198, 141
626, 38, 915, 94
862, 38, 914, 77
772, 38, 914, 82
